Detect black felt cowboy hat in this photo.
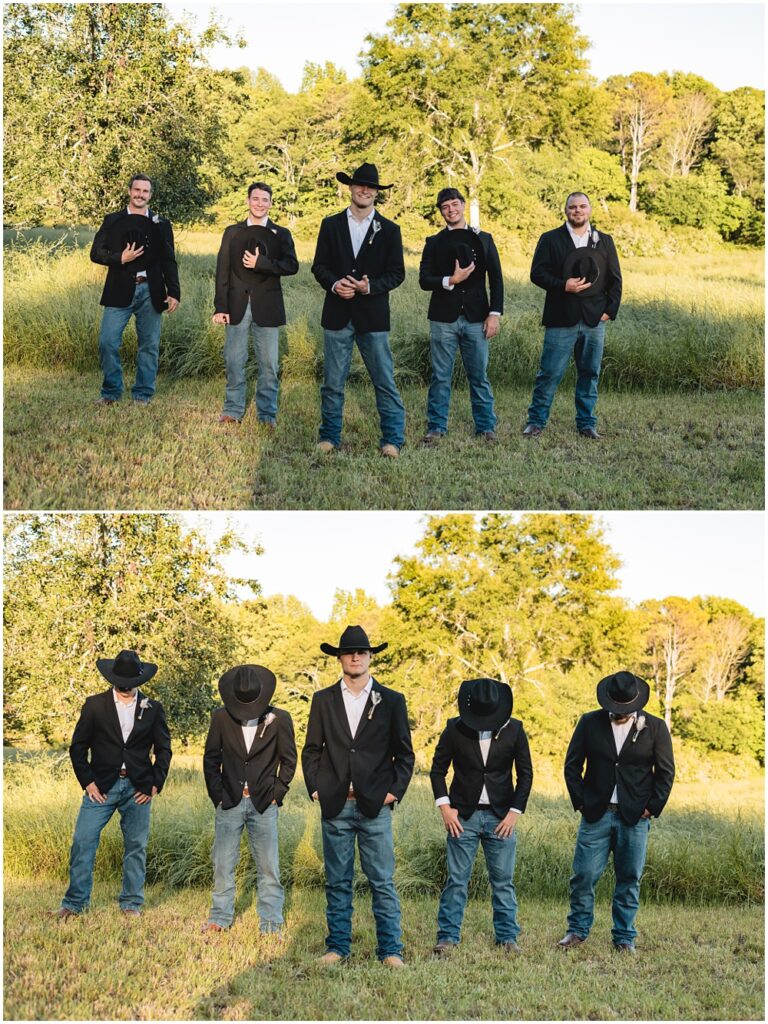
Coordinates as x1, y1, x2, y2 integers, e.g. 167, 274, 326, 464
320, 624, 388, 656
96, 649, 158, 691
596, 671, 650, 716
433, 227, 486, 281
336, 162, 393, 190
561, 242, 607, 297
458, 678, 513, 732
218, 664, 277, 721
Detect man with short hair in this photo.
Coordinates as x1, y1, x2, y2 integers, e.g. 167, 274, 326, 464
419, 188, 504, 444
524, 192, 622, 439
311, 163, 406, 458
302, 625, 415, 966
50, 650, 172, 920
90, 175, 180, 405
202, 664, 297, 933
212, 182, 299, 426
559, 671, 675, 954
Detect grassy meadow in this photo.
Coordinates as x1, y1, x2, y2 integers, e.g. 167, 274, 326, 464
3, 230, 764, 510
3, 755, 764, 1020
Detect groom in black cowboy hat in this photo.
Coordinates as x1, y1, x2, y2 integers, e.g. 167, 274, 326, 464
302, 625, 414, 966
311, 163, 406, 458
429, 678, 533, 956
50, 650, 172, 920
559, 671, 675, 954
202, 664, 297, 933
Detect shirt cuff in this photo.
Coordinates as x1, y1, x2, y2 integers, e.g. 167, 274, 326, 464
442, 276, 454, 291
331, 280, 340, 294
435, 796, 451, 807
488, 311, 501, 317
510, 807, 523, 815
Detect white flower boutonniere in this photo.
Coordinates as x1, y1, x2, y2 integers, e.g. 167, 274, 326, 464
152, 214, 161, 224
270, 227, 278, 235
368, 691, 382, 719
632, 714, 646, 742
368, 220, 382, 245
260, 711, 277, 737
138, 697, 151, 720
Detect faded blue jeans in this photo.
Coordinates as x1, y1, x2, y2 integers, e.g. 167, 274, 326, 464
437, 809, 520, 945
321, 802, 403, 960
566, 809, 651, 946
427, 317, 496, 434
208, 799, 284, 931
61, 776, 152, 913
527, 320, 606, 430
98, 282, 162, 401
222, 307, 280, 422
320, 323, 405, 449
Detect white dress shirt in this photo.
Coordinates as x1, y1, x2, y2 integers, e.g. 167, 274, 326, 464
565, 221, 598, 248
241, 722, 258, 752
436, 726, 522, 814
341, 677, 373, 795
113, 689, 137, 769
610, 713, 636, 803
346, 207, 375, 258
247, 215, 268, 226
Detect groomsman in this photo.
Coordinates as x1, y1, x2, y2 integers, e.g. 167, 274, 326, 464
302, 625, 415, 965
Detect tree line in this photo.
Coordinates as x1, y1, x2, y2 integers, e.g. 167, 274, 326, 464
4, 513, 763, 770
4, 3, 764, 251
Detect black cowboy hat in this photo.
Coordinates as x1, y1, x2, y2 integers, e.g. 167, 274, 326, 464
96, 649, 158, 691
561, 244, 607, 297
596, 671, 650, 716
433, 227, 486, 282
218, 664, 276, 721
336, 163, 393, 190
231, 224, 276, 283
320, 624, 388, 657
458, 678, 513, 732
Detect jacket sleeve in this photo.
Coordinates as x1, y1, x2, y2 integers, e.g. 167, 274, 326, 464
389, 692, 415, 802
151, 702, 173, 793
418, 235, 443, 292
202, 712, 224, 806
603, 235, 622, 320
301, 693, 324, 799
510, 725, 533, 812
90, 216, 122, 268
485, 233, 504, 315
563, 715, 588, 812
530, 233, 565, 293
253, 227, 299, 278
273, 712, 298, 805
429, 725, 453, 801
160, 221, 180, 301
311, 219, 337, 292
213, 228, 231, 314
647, 719, 675, 818
366, 222, 405, 296
69, 699, 95, 789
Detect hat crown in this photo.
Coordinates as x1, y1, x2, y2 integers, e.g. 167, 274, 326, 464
607, 672, 640, 705
232, 666, 263, 705
466, 678, 500, 715
112, 650, 143, 679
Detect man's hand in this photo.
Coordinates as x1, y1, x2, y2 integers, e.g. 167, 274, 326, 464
439, 805, 464, 838
166, 297, 179, 314
565, 276, 591, 293
85, 782, 106, 804
212, 312, 230, 325
383, 792, 397, 806
242, 249, 259, 269
494, 810, 519, 838
333, 280, 356, 300
121, 242, 144, 264
600, 312, 610, 321
135, 785, 158, 805
449, 259, 475, 286
312, 790, 319, 801
483, 314, 500, 339
640, 808, 651, 819
342, 274, 370, 294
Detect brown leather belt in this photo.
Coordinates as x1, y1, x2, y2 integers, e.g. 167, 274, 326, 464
134, 274, 147, 283
347, 789, 356, 801
118, 769, 128, 778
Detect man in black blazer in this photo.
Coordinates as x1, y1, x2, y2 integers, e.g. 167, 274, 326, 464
524, 192, 622, 439
419, 188, 504, 444
202, 664, 297, 933
302, 625, 414, 966
559, 671, 675, 953
90, 174, 180, 405
430, 678, 533, 956
212, 182, 299, 426
311, 163, 406, 457
51, 650, 172, 919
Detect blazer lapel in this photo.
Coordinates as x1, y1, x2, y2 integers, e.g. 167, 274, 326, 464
331, 681, 354, 742
103, 689, 126, 745
349, 679, 380, 741
352, 214, 380, 275
223, 709, 250, 757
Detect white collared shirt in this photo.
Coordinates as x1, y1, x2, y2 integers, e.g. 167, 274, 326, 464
247, 215, 269, 227
340, 676, 373, 738
113, 689, 137, 769
241, 722, 258, 752
436, 725, 522, 814
610, 713, 636, 803
565, 221, 598, 248
126, 206, 149, 217
346, 207, 376, 258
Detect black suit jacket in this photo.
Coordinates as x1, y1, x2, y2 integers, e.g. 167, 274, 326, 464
530, 225, 622, 328
301, 678, 415, 819
430, 716, 533, 820
203, 705, 297, 813
69, 688, 172, 797
213, 219, 299, 327
90, 208, 181, 313
564, 709, 675, 825
419, 228, 504, 323
311, 210, 405, 331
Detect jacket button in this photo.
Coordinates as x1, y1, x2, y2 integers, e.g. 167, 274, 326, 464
351, 748, 356, 753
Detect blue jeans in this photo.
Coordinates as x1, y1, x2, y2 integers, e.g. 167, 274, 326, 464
320, 323, 405, 449
98, 283, 162, 401
61, 776, 152, 913
208, 799, 284, 930
437, 809, 520, 945
320, 802, 403, 959
427, 318, 496, 434
527, 320, 606, 430
567, 809, 651, 945
222, 308, 280, 422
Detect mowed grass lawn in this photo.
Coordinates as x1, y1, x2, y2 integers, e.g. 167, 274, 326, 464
3, 233, 764, 510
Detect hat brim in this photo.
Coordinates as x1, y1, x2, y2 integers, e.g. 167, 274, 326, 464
336, 171, 392, 190
320, 641, 388, 656
96, 658, 158, 687
458, 679, 513, 732
561, 247, 606, 296
596, 673, 650, 715
218, 665, 276, 721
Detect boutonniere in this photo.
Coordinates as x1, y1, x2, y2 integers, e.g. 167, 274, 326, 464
494, 718, 511, 740
368, 220, 382, 245
138, 697, 151, 720
152, 214, 161, 224
632, 714, 646, 742
368, 691, 382, 719
270, 227, 277, 235
259, 711, 276, 737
